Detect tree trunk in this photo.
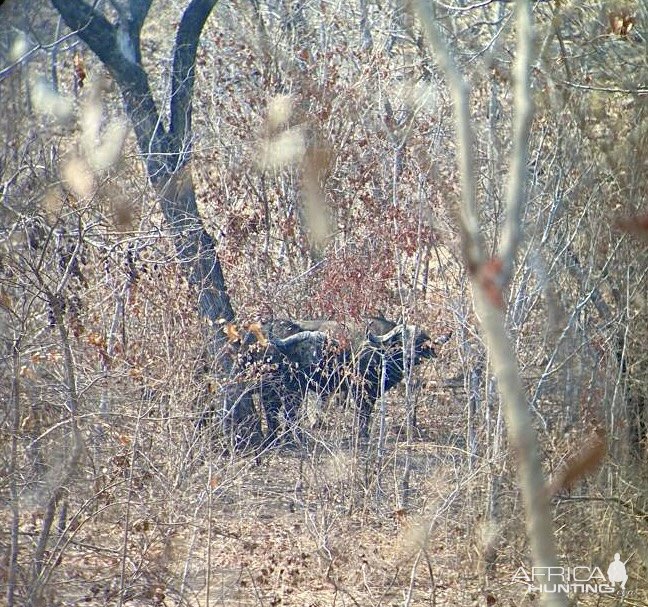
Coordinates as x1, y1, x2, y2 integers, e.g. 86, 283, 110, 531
49, 0, 260, 439
50, 0, 234, 326
156, 166, 235, 329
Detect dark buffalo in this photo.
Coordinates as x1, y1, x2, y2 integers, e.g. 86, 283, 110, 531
211, 319, 305, 449
271, 317, 446, 438
215, 316, 448, 447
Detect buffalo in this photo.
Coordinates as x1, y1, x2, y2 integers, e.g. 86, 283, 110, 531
207, 316, 449, 449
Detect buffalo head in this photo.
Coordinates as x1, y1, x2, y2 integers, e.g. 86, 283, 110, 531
365, 318, 439, 364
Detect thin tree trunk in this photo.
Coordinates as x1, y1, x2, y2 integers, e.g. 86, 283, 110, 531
7, 335, 22, 607
412, 2, 567, 604
50, 0, 262, 435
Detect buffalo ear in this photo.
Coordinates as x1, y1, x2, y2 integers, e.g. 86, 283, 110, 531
364, 317, 380, 339
364, 321, 374, 340
434, 331, 453, 346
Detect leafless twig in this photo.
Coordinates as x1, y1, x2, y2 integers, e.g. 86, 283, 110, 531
412, 2, 567, 605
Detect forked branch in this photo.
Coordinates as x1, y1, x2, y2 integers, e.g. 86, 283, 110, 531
412, 2, 566, 605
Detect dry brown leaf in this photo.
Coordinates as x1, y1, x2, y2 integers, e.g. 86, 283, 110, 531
550, 430, 607, 495
608, 10, 635, 36
247, 322, 268, 347
477, 257, 505, 310
0, 289, 13, 311
73, 52, 86, 88
87, 332, 106, 348
224, 323, 241, 343
616, 213, 648, 239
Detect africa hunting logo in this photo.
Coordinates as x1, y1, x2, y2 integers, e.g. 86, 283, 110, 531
513, 553, 628, 594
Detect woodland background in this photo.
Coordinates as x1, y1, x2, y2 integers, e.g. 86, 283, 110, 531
0, 0, 647, 605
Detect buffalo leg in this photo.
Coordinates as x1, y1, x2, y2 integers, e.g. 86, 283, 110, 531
220, 386, 264, 450
358, 397, 374, 438
282, 390, 305, 445
352, 384, 376, 439
261, 384, 283, 447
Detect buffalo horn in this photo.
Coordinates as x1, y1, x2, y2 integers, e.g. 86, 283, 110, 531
273, 330, 327, 350
367, 323, 404, 344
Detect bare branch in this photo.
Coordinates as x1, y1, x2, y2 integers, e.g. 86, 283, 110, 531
114, 0, 154, 64
51, 0, 168, 175
169, 0, 219, 167
0, 29, 81, 81
412, 2, 568, 605
499, 0, 533, 283
413, 0, 485, 271
557, 79, 648, 96
49, 0, 123, 73
50, 0, 234, 327
473, 290, 566, 607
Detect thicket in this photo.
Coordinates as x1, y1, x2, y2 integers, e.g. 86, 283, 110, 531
1, 1, 646, 605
